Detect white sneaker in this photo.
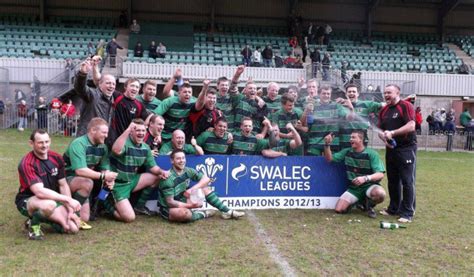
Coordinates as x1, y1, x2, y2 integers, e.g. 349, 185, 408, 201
221, 210, 245, 219
398, 217, 412, 223
203, 210, 217, 218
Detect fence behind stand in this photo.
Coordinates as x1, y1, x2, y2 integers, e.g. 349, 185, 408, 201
0, 105, 79, 137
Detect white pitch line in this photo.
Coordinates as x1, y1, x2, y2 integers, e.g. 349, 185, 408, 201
247, 210, 297, 277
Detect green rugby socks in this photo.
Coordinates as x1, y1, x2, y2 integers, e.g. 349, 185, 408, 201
205, 192, 229, 213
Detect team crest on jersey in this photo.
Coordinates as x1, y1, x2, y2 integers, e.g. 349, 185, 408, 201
51, 167, 58, 176
392, 112, 399, 119
195, 157, 223, 183
130, 107, 136, 114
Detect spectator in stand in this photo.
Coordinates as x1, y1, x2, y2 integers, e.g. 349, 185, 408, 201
157, 42, 166, 58
130, 19, 140, 34
134, 42, 144, 57
148, 41, 158, 59
324, 24, 332, 45
316, 25, 325, 45
322, 52, 331, 81
426, 111, 435, 134
252, 46, 262, 67
460, 108, 473, 150
262, 44, 273, 67
301, 37, 308, 63
87, 42, 95, 56
241, 44, 252, 66
274, 51, 284, 68
60, 99, 76, 136
15, 89, 27, 104
310, 48, 321, 77
284, 51, 298, 68
17, 100, 28, 131
36, 96, 48, 130
106, 37, 123, 68
434, 108, 446, 132
444, 108, 456, 133
50, 97, 62, 113
460, 108, 473, 131
306, 22, 315, 44
415, 107, 423, 135
289, 36, 298, 54
458, 62, 471, 74
0, 98, 5, 114
341, 61, 350, 83
294, 54, 304, 68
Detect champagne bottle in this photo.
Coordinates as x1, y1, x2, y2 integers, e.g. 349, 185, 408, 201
380, 221, 406, 229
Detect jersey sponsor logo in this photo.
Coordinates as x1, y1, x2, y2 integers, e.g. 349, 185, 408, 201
231, 163, 248, 181
406, 159, 412, 164
195, 157, 223, 183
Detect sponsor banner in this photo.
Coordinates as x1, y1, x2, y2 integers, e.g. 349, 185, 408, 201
153, 155, 348, 209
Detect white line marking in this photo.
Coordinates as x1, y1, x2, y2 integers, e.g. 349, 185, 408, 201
247, 210, 297, 277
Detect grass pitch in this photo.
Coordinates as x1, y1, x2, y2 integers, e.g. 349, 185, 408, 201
0, 129, 472, 275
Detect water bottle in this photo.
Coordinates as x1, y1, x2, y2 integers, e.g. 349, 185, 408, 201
176, 76, 184, 87
307, 113, 314, 125
380, 221, 406, 229
387, 138, 397, 148
98, 186, 111, 201
190, 188, 205, 205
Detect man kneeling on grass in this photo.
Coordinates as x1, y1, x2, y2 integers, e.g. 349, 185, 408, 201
323, 130, 386, 218
15, 129, 82, 240
107, 119, 168, 222
157, 149, 245, 222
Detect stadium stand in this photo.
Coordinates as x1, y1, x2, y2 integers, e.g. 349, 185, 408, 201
0, 15, 116, 60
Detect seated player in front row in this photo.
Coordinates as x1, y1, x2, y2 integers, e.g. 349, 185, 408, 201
157, 149, 245, 222
15, 129, 82, 240
323, 130, 386, 218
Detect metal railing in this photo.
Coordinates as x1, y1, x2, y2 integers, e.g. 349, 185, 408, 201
0, 105, 79, 136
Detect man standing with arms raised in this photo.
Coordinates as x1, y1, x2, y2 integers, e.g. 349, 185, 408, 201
378, 84, 417, 223
339, 84, 383, 148
74, 57, 117, 136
